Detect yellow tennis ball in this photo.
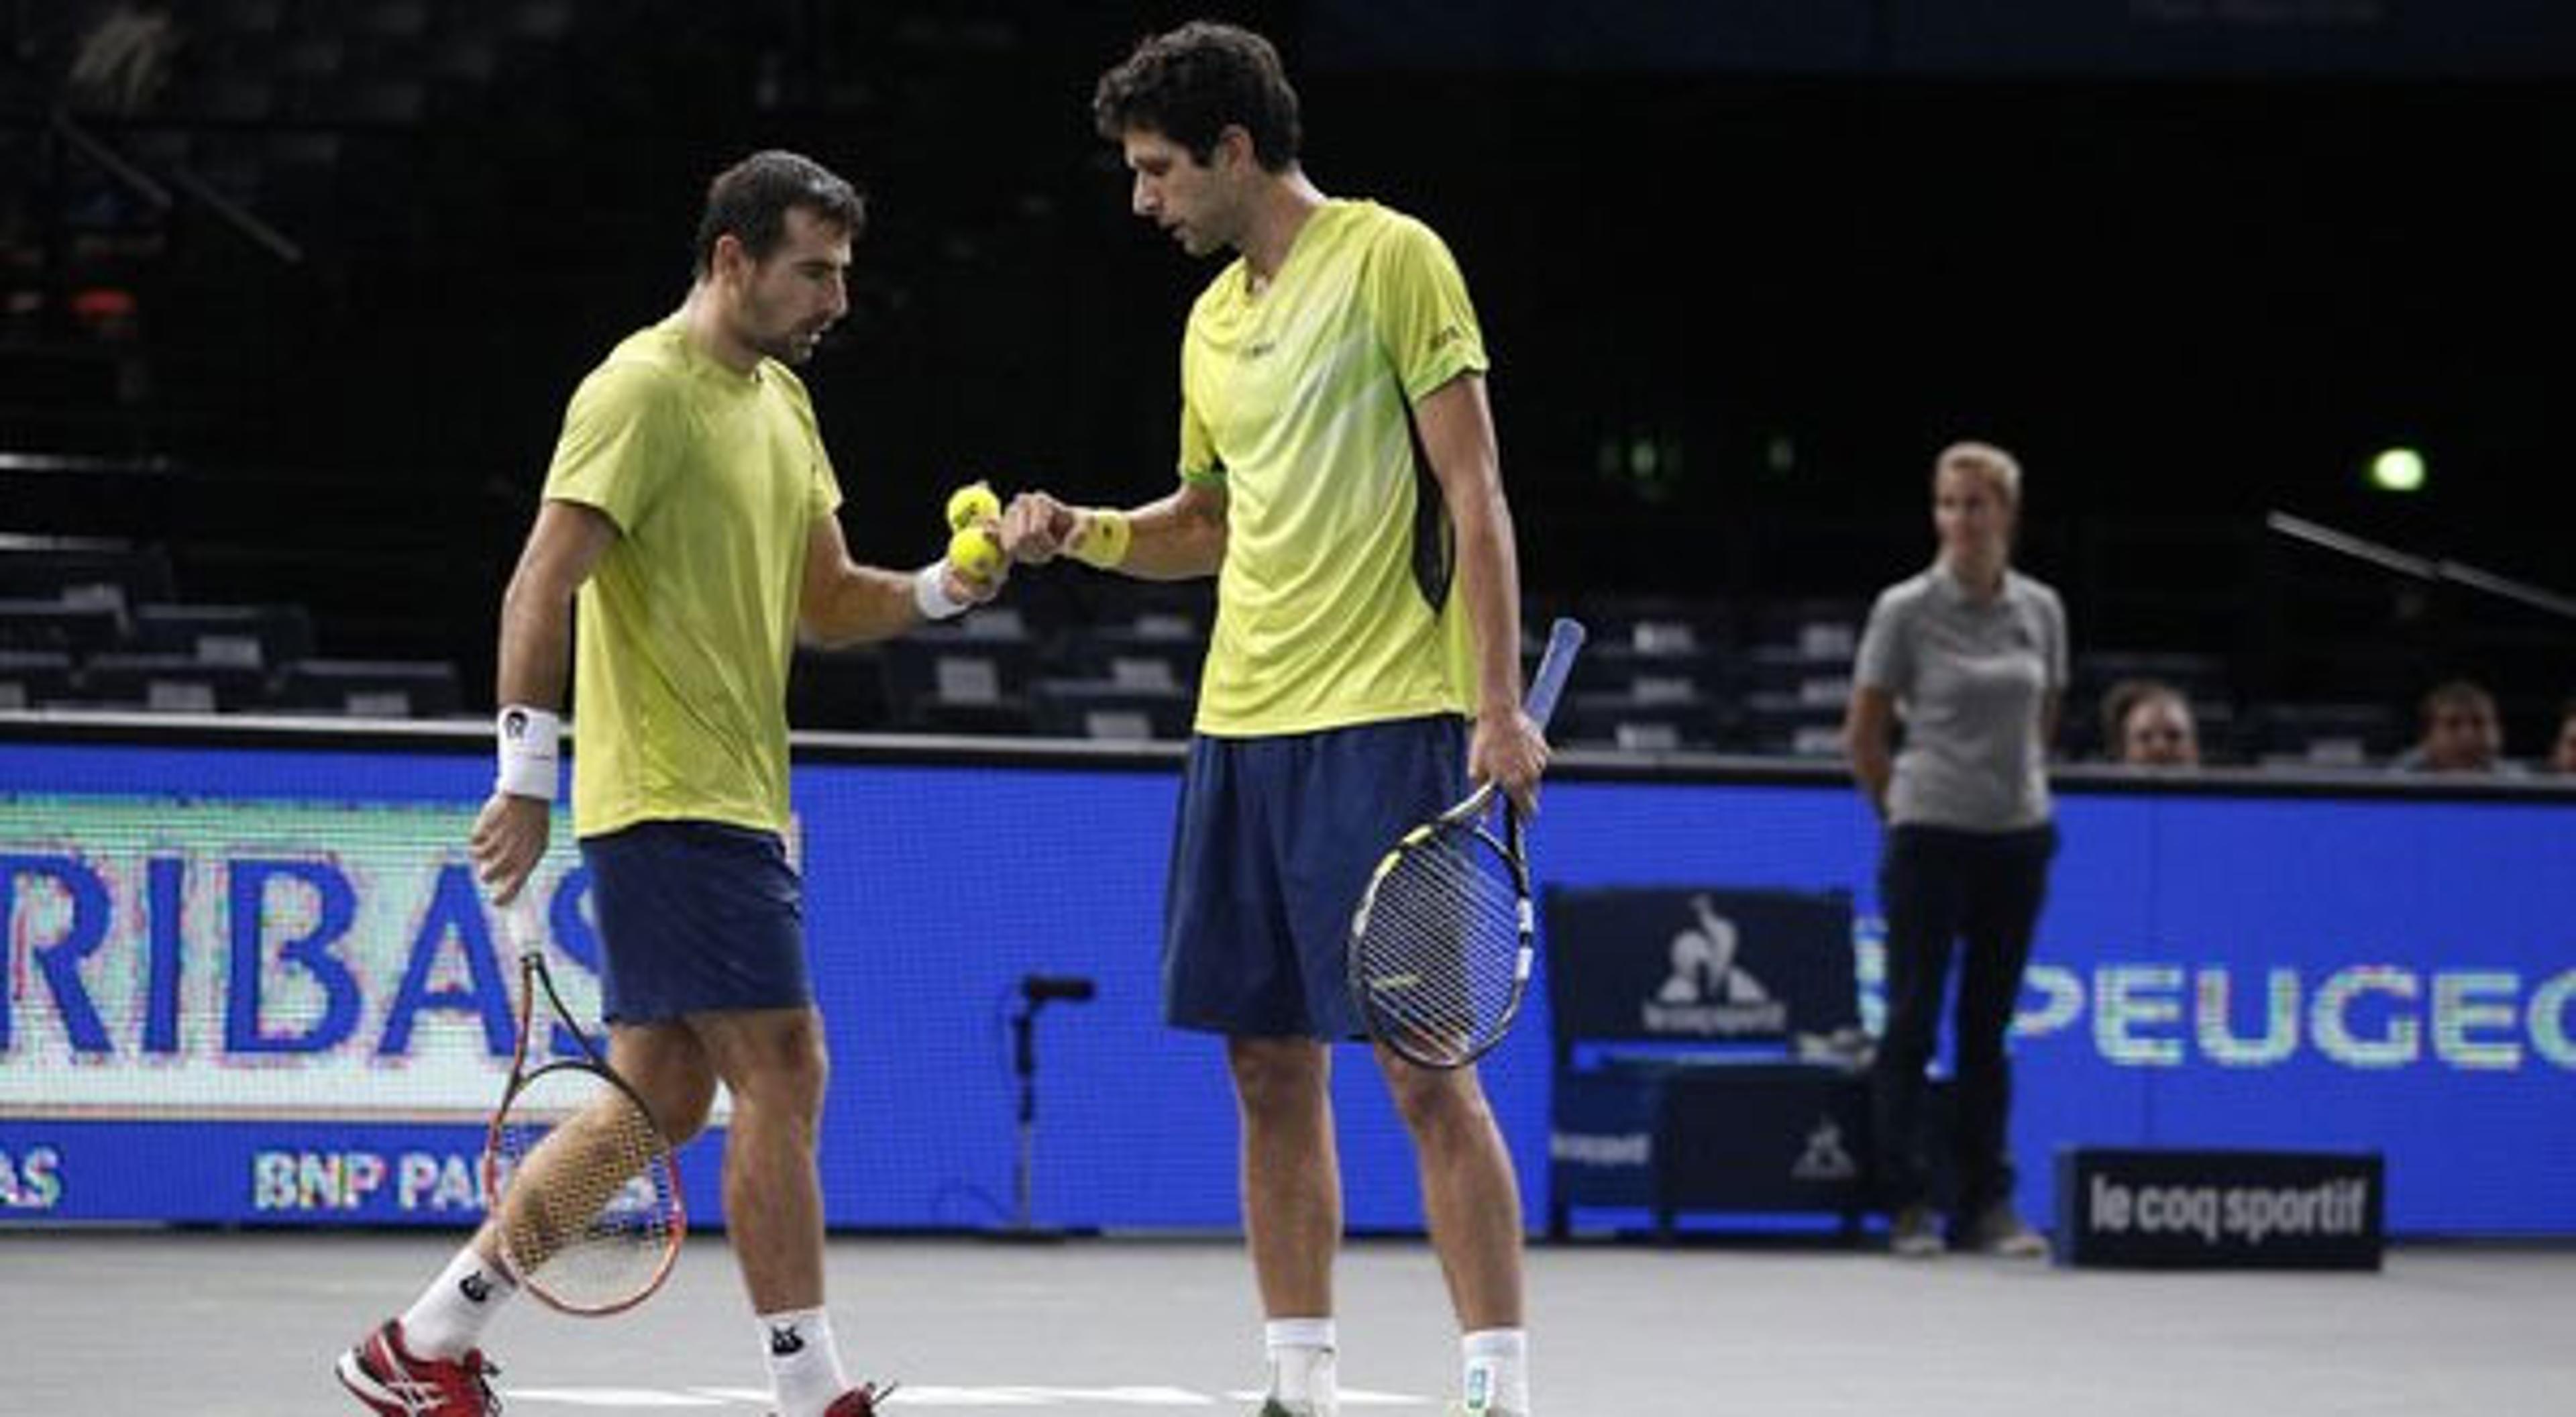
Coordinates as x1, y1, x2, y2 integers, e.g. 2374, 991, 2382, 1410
945, 480, 1001, 531
948, 524, 1002, 582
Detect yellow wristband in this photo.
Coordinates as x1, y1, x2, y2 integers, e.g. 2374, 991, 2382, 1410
1069, 508, 1132, 570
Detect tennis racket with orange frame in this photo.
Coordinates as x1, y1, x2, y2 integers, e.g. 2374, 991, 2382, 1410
481, 892, 685, 1316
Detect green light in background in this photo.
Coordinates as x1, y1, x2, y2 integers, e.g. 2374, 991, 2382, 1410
1627, 438, 1660, 479
1763, 433, 1796, 480
1597, 427, 1684, 504
2369, 447, 2427, 493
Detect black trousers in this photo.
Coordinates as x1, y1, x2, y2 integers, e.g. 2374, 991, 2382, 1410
1870, 821, 2059, 1218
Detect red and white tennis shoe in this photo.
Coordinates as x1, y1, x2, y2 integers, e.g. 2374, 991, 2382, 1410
335, 1319, 502, 1416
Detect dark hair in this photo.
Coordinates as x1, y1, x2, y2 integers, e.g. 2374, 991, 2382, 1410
692, 150, 866, 279
2098, 677, 2190, 760
1092, 21, 1301, 171
2418, 678, 2496, 725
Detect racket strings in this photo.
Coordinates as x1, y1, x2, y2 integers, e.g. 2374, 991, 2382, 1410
490, 1065, 680, 1311
1355, 829, 1525, 1065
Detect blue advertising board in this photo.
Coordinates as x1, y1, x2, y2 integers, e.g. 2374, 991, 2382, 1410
4, 729, 2572, 1235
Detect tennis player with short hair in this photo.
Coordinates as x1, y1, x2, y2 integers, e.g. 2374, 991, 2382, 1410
1002, 23, 1548, 1417
335, 149, 1000, 1417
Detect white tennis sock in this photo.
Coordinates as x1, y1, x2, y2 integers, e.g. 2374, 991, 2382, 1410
759, 1307, 851, 1417
1461, 1328, 1529, 1414
399, 1245, 517, 1359
1265, 1317, 1338, 1415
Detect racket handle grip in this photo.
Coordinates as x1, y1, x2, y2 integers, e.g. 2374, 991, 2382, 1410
1523, 617, 1587, 731
504, 891, 543, 951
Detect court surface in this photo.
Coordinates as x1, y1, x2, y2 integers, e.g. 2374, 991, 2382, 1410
5, 1231, 2569, 1416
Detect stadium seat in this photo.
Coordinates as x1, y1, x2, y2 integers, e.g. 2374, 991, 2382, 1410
80, 651, 270, 713
0, 537, 174, 610
1556, 692, 1727, 753
906, 696, 1039, 737
0, 598, 126, 653
0, 649, 75, 709
1734, 643, 1854, 757
1737, 696, 1849, 759
1576, 594, 1732, 662
132, 602, 315, 670
1061, 625, 1199, 695
1032, 678, 1193, 741
1556, 596, 1732, 749
1578, 639, 1726, 708
2249, 700, 2403, 768
1740, 596, 1864, 658
272, 658, 463, 718
882, 617, 1040, 733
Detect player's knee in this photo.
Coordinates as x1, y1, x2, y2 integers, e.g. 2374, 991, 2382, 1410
647, 1069, 719, 1145
614, 1029, 720, 1143
1382, 1060, 1489, 1137
1226, 1039, 1326, 1119
730, 1022, 830, 1121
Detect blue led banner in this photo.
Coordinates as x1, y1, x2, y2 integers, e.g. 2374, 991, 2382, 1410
3, 733, 2571, 1234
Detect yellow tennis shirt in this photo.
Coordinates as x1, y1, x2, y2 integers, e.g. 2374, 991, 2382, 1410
541, 316, 842, 838
1179, 199, 1491, 737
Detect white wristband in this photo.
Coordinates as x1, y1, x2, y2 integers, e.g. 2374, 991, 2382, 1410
913, 562, 968, 621
494, 705, 561, 800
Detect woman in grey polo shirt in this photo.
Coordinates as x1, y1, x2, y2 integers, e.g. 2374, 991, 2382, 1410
1843, 441, 2066, 1259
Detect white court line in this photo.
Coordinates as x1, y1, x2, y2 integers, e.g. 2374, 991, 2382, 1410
505, 1384, 1435, 1409
860, 1389, 1197, 1408
507, 1391, 729, 1408
1226, 1391, 1429, 1408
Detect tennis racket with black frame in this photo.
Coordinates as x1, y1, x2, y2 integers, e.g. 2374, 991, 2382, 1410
481, 892, 686, 1316
1348, 616, 1587, 1069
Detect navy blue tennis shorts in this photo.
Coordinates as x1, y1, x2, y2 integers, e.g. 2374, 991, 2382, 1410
1164, 714, 1468, 1039
579, 819, 810, 1025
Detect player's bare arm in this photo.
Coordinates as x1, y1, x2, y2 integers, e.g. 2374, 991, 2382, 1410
999, 479, 1228, 580
472, 499, 618, 902
1415, 372, 1546, 812
797, 510, 1003, 647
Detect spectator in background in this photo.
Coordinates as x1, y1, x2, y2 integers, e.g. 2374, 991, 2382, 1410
2392, 679, 2523, 775
2549, 698, 2576, 776
1842, 440, 2065, 1261
2100, 678, 2201, 768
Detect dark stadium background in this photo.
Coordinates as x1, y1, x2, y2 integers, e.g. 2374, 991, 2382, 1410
7, 1, 2571, 747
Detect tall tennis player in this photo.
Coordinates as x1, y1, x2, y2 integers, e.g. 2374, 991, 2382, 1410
1002, 24, 1550, 1417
